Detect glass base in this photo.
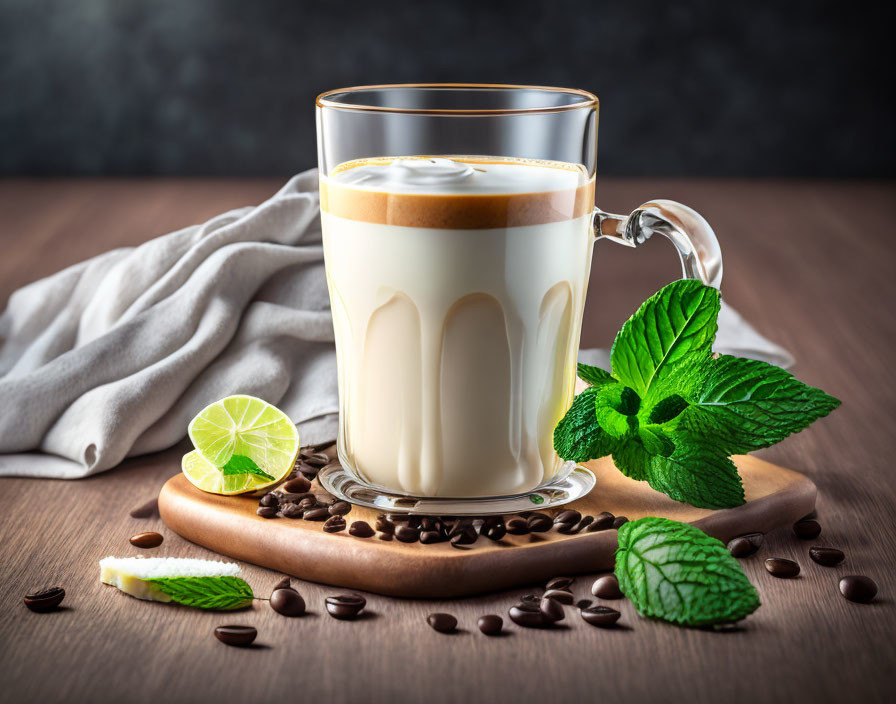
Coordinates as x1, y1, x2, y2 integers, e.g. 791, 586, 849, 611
316, 462, 595, 516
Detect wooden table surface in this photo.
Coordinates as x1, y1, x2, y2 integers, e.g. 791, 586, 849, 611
1, 178, 894, 704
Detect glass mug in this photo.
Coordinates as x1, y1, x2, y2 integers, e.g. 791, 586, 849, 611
315, 84, 722, 514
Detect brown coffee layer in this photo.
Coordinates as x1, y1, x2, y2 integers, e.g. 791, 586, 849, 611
320, 158, 595, 229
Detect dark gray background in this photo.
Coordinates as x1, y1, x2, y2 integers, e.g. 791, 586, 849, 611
1, 0, 893, 177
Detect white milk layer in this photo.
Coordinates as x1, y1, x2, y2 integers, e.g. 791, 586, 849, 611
321, 158, 595, 498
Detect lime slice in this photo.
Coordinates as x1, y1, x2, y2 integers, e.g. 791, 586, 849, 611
185, 395, 299, 494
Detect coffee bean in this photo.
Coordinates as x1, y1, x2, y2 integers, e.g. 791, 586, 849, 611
273, 577, 291, 592
299, 497, 318, 509
256, 506, 278, 519
793, 519, 821, 540
570, 516, 594, 533
509, 604, 550, 628
449, 527, 477, 546
395, 524, 420, 543
839, 575, 877, 603
727, 533, 763, 558
214, 625, 257, 647
581, 605, 621, 628
427, 613, 457, 633
329, 501, 351, 516
375, 516, 395, 534
279, 491, 314, 504
259, 493, 280, 507
23, 587, 65, 613
506, 518, 529, 535
303, 452, 330, 467
129, 531, 163, 549
612, 516, 629, 529
323, 516, 346, 533
325, 593, 366, 619
586, 512, 614, 532
527, 513, 552, 532
809, 546, 845, 566
129, 498, 159, 518
420, 530, 444, 544
483, 521, 507, 541
540, 596, 565, 622
349, 521, 375, 538
543, 589, 575, 605
447, 518, 472, 538
477, 614, 503, 636
303, 507, 330, 521
377, 532, 393, 541
554, 509, 581, 526
765, 558, 800, 578
545, 576, 574, 590
591, 575, 623, 599
282, 476, 311, 494
281, 503, 303, 518
518, 593, 541, 608
270, 588, 306, 616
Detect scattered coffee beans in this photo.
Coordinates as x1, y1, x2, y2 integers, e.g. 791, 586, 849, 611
282, 476, 311, 494
477, 614, 503, 636
325, 593, 366, 619
259, 493, 279, 508
543, 589, 575, 605
427, 613, 457, 633
23, 587, 65, 613
129, 531, 163, 549
270, 588, 306, 616
793, 519, 821, 540
303, 452, 330, 468
527, 513, 552, 533
420, 530, 443, 544
483, 519, 507, 541
257, 506, 278, 519
395, 524, 421, 543
540, 595, 565, 622
612, 516, 629, 529
375, 516, 395, 535
554, 510, 581, 526
303, 507, 330, 521
591, 575, 623, 599
581, 605, 621, 628
214, 625, 257, 647
586, 512, 615, 532
281, 503, 303, 518
129, 498, 159, 518
727, 533, 763, 558
546, 576, 574, 590
349, 521, 375, 538
809, 546, 844, 566
506, 517, 529, 535
568, 516, 594, 533
509, 603, 550, 628
839, 575, 877, 603
765, 558, 800, 578
329, 501, 351, 516
323, 516, 346, 533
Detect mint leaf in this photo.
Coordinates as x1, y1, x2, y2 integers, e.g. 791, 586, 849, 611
553, 387, 617, 463
615, 517, 760, 627
610, 279, 718, 403
221, 454, 275, 481
577, 363, 615, 387
683, 355, 841, 453
145, 576, 254, 610
638, 424, 675, 457
594, 384, 640, 438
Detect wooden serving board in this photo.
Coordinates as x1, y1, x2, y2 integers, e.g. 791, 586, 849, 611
159, 454, 815, 598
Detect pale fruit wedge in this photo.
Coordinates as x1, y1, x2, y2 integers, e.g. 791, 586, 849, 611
185, 395, 299, 495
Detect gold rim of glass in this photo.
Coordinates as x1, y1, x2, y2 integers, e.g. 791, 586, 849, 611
316, 83, 599, 116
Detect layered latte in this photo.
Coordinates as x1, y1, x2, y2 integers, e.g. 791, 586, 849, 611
320, 157, 596, 498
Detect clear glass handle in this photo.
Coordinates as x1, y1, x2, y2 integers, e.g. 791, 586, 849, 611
594, 200, 723, 288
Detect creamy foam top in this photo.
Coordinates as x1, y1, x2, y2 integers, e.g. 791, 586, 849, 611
320, 157, 595, 229
329, 157, 587, 195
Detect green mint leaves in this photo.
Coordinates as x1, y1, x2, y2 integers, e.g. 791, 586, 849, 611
145, 576, 254, 610
615, 517, 760, 627
221, 454, 275, 481
554, 279, 840, 508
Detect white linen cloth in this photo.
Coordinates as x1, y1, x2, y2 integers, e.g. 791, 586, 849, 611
0, 170, 793, 479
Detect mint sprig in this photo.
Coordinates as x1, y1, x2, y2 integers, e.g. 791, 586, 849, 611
221, 454, 275, 481
145, 576, 254, 610
615, 517, 760, 627
554, 279, 840, 508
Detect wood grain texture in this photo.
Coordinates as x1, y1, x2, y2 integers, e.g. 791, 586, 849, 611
1, 179, 895, 704
158, 455, 815, 597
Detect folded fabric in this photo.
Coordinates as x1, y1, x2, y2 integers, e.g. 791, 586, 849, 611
0, 170, 793, 479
